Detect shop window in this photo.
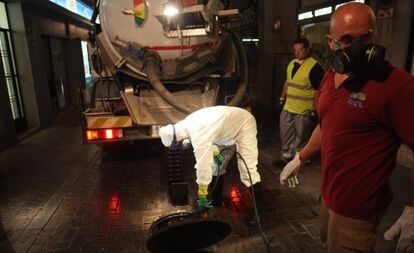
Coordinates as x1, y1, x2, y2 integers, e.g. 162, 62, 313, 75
0, 1, 26, 131
0, 2, 8, 29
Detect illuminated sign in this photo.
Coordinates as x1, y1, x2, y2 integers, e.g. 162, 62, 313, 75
298, 11, 314, 21
314, 6, 332, 17
242, 38, 259, 43
49, 0, 93, 19
297, 0, 367, 24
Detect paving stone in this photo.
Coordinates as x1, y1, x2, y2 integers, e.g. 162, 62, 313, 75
286, 220, 306, 233
303, 224, 320, 240
1, 111, 410, 252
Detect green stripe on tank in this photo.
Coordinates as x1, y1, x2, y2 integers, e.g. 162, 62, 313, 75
135, 16, 144, 26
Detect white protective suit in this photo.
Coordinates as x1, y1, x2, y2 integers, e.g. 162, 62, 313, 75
159, 106, 261, 187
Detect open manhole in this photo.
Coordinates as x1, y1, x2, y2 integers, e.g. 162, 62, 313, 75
146, 211, 232, 252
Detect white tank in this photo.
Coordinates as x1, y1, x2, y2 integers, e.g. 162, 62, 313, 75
94, 0, 247, 117
99, 0, 222, 61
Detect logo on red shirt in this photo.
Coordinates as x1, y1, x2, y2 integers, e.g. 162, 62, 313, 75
348, 92, 367, 108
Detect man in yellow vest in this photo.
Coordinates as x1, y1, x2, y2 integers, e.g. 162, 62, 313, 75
273, 38, 324, 168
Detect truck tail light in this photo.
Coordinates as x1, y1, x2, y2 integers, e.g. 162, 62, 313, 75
86, 129, 124, 141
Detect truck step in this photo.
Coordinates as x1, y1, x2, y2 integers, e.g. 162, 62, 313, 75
164, 148, 188, 205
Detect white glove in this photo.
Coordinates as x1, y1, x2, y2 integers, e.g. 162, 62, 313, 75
280, 153, 302, 188
384, 205, 414, 253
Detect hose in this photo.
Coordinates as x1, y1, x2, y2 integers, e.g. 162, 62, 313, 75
144, 30, 248, 113
215, 147, 272, 253
164, 35, 228, 81
145, 61, 196, 114
226, 29, 249, 107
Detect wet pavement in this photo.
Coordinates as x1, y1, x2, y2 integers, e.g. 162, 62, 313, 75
0, 110, 410, 252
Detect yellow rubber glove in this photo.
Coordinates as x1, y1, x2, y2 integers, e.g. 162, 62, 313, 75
197, 184, 212, 209
198, 184, 208, 198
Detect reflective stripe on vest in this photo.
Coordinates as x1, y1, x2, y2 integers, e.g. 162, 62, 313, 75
286, 94, 315, 101
284, 57, 318, 114
286, 82, 313, 90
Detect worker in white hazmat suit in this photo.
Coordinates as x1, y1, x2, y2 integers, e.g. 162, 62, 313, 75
159, 106, 262, 211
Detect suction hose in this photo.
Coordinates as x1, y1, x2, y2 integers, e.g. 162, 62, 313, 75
144, 29, 248, 113
226, 29, 249, 107
145, 61, 196, 114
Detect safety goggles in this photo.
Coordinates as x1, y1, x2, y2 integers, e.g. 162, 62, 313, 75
332, 29, 374, 48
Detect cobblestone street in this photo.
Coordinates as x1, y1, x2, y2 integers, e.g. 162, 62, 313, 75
0, 111, 410, 252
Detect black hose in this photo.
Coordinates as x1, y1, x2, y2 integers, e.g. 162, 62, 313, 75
218, 147, 272, 253
145, 61, 196, 114
226, 29, 249, 107
144, 30, 248, 113
207, 166, 222, 201
164, 34, 229, 81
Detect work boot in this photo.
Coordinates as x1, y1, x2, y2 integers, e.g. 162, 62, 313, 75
245, 182, 265, 226
210, 175, 224, 207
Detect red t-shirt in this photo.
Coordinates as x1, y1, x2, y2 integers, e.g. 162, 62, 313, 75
317, 66, 414, 220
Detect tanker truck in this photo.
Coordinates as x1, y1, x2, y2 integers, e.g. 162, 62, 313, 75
79, 0, 250, 144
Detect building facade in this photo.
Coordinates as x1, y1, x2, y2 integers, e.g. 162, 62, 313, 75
0, 0, 92, 151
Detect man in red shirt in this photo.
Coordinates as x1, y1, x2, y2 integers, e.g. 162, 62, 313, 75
280, 3, 414, 252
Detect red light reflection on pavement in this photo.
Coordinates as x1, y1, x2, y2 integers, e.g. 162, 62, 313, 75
230, 185, 241, 205
108, 193, 122, 214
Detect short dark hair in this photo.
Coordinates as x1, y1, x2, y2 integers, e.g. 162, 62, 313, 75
294, 38, 310, 49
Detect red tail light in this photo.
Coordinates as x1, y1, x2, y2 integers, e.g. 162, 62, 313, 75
86, 129, 124, 141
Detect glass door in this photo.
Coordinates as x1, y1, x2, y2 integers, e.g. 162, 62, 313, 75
50, 38, 69, 109
42, 36, 71, 113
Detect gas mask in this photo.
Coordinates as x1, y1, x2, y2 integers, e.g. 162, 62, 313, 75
332, 39, 386, 74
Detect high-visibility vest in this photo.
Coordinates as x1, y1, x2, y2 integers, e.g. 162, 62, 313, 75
283, 57, 318, 114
